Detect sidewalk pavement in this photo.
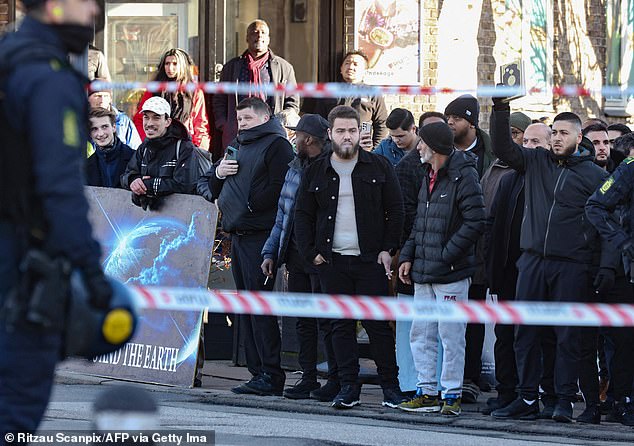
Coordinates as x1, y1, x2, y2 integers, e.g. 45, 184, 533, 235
57, 359, 634, 444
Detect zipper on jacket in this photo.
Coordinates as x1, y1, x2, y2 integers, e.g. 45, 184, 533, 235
543, 168, 566, 257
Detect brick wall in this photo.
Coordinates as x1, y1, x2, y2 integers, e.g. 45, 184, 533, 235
0, 0, 10, 31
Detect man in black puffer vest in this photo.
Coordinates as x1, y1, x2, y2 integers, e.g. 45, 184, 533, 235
198, 97, 294, 396
397, 122, 485, 416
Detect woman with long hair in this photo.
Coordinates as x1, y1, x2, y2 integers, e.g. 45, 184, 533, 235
134, 48, 211, 150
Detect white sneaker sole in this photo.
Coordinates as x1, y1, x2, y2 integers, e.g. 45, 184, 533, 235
398, 405, 441, 413
332, 400, 360, 409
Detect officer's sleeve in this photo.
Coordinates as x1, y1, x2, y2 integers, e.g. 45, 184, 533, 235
586, 161, 634, 250
26, 70, 101, 269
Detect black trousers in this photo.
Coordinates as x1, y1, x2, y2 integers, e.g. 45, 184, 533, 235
286, 246, 337, 381
514, 253, 590, 402
579, 277, 634, 403
493, 263, 519, 399
318, 253, 399, 388
464, 284, 487, 385
231, 232, 284, 385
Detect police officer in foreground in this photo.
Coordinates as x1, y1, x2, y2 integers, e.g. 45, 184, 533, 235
585, 132, 634, 426
0, 0, 112, 437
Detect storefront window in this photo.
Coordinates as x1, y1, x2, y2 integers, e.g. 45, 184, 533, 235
104, 1, 199, 116
605, 0, 634, 114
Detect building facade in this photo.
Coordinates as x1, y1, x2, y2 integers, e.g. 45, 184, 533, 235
1, 0, 632, 127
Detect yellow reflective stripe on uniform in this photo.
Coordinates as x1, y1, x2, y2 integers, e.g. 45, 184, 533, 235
599, 177, 614, 194
625, 157, 634, 164
63, 108, 80, 148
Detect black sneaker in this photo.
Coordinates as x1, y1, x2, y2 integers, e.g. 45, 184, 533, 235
310, 380, 340, 402
552, 400, 573, 423
283, 378, 321, 400
231, 376, 260, 395
243, 373, 284, 396
381, 387, 409, 408
491, 397, 539, 420
576, 403, 600, 424
609, 399, 634, 426
332, 384, 361, 409
461, 380, 481, 404
482, 395, 516, 415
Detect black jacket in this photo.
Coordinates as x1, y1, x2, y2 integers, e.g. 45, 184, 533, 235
199, 117, 294, 233
486, 171, 524, 295
85, 138, 134, 188
294, 149, 404, 264
399, 150, 486, 284
121, 120, 195, 195
491, 107, 611, 266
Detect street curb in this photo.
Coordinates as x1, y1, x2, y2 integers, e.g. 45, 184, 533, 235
56, 370, 634, 443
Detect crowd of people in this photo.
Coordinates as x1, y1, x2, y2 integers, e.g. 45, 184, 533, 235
80, 18, 634, 425
3, 3, 634, 436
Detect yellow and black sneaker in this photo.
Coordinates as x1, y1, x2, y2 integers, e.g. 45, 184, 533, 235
441, 395, 462, 416
398, 390, 441, 413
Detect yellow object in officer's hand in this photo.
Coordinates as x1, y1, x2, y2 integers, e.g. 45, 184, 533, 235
102, 308, 134, 344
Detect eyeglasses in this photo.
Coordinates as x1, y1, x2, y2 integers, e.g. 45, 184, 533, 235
511, 129, 523, 137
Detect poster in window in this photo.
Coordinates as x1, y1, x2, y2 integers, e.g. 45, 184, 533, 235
354, 0, 421, 85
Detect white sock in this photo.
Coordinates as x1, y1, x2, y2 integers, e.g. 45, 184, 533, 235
523, 399, 536, 405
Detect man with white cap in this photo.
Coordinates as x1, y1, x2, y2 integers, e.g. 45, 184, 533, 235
398, 122, 485, 416
121, 96, 196, 210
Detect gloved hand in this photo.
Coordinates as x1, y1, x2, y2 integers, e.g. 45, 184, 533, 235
82, 264, 113, 310
593, 267, 615, 295
491, 83, 511, 112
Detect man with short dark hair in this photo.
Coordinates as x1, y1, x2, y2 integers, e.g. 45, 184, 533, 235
200, 96, 294, 396
583, 123, 613, 171
307, 51, 388, 149
490, 100, 613, 422
88, 82, 142, 150
212, 20, 299, 150
260, 114, 338, 401
373, 108, 418, 166
608, 123, 632, 153
418, 111, 446, 128
295, 105, 405, 410
86, 107, 134, 188
121, 97, 195, 210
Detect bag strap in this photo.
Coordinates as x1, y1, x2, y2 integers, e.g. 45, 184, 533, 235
175, 139, 181, 159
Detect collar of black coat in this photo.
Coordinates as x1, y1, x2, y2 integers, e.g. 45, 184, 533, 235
422, 149, 477, 180
318, 147, 374, 174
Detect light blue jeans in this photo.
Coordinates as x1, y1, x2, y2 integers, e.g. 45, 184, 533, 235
411, 279, 469, 398
396, 293, 418, 391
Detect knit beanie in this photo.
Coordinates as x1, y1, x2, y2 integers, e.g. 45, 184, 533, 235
509, 112, 532, 132
444, 94, 480, 127
418, 122, 455, 155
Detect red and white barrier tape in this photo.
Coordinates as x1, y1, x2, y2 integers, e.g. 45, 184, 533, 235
129, 286, 634, 327
90, 80, 634, 99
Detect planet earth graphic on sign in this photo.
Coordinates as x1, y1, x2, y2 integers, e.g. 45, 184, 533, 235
104, 213, 205, 287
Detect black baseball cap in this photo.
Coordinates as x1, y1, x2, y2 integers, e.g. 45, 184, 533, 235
288, 114, 330, 140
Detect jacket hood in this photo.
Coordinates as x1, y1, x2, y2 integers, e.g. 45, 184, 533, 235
237, 117, 287, 145
548, 135, 595, 165
142, 118, 191, 150
423, 149, 477, 179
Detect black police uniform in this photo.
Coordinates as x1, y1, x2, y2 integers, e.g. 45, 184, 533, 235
586, 160, 634, 406
0, 16, 106, 436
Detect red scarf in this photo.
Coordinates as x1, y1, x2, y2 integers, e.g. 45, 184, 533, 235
246, 51, 270, 100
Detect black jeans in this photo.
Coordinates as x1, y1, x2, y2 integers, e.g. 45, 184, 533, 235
317, 253, 399, 389
464, 284, 487, 385
286, 246, 337, 381
514, 253, 590, 402
231, 232, 284, 385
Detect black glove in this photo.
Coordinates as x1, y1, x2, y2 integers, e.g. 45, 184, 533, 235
131, 193, 149, 210
593, 267, 615, 295
491, 83, 511, 112
622, 240, 634, 261
82, 264, 113, 310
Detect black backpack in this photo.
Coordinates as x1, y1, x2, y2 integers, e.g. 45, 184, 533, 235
175, 140, 214, 183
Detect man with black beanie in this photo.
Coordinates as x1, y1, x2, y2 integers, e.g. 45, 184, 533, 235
445, 94, 495, 403
397, 122, 485, 416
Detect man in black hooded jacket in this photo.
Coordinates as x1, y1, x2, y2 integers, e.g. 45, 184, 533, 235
489, 100, 615, 423
198, 97, 294, 397
121, 96, 195, 209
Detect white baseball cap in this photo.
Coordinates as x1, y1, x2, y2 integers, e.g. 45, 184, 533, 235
141, 96, 171, 117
